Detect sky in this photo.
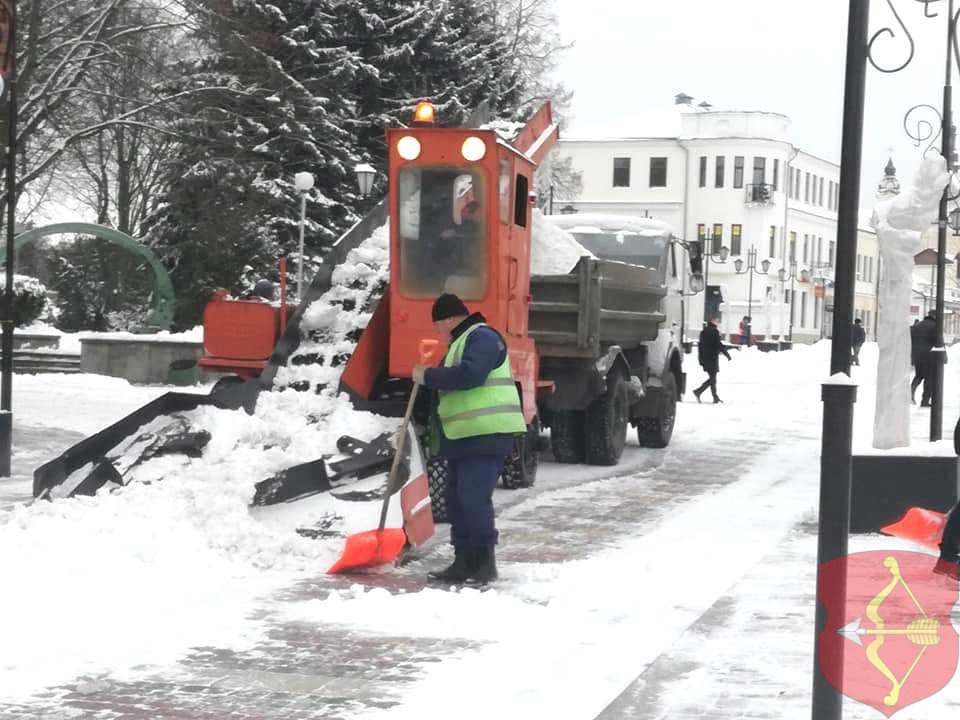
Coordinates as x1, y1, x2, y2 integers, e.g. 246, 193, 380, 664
554, 0, 954, 215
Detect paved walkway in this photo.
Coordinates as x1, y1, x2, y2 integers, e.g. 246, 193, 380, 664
0, 423, 782, 719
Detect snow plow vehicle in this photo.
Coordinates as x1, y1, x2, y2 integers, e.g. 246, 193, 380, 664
32, 101, 700, 562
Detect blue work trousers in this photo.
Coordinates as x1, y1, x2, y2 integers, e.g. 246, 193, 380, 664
446, 455, 503, 548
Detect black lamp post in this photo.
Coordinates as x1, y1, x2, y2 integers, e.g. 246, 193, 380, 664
0, 0, 17, 478
899, 0, 960, 440
733, 246, 771, 346
778, 259, 809, 342
701, 231, 730, 323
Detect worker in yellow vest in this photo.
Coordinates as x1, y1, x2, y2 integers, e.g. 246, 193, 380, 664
412, 293, 527, 584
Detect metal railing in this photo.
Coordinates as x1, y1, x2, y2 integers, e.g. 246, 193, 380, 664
745, 183, 775, 205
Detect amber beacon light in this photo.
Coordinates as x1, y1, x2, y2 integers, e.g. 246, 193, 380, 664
413, 101, 435, 125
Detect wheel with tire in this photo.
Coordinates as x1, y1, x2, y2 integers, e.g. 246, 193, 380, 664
427, 456, 450, 523
954, 417, 960, 456
636, 373, 677, 449
501, 419, 540, 489
585, 373, 630, 465
550, 410, 585, 463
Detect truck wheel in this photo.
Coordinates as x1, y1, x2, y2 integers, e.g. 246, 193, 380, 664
427, 457, 450, 524
636, 373, 677, 449
585, 374, 629, 466
502, 419, 540, 489
551, 411, 585, 463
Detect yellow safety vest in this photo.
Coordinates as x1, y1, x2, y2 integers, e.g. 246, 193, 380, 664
437, 323, 527, 439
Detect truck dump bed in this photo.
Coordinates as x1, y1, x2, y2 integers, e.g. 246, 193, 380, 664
529, 257, 666, 358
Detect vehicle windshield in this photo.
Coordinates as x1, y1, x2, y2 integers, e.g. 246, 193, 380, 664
568, 227, 667, 271
397, 166, 487, 299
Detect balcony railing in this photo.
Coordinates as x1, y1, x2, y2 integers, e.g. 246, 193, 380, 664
745, 183, 775, 206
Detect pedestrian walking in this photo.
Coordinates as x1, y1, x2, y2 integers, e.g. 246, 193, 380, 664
851, 318, 866, 366
738, 316, 751, 346
693, 316, 732, 404
911, 312, 937, 407
412, 293, 527, 585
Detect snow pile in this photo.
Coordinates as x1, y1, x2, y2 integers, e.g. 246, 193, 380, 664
530, 209, 594, 275
0, 224, 400, 699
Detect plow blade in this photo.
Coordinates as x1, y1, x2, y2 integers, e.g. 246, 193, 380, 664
34, 391, 214, 499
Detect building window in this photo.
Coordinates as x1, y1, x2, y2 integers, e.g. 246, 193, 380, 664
801, 291, 807, 327
715, 156, 725, 187
769, 226, 777, 258
867, 256, 873, 282
697, 223, 706, 242
712, 223, 723, 254
734, 156, 744, 188
650, 157, 668, 187
773, 159, 780, 191
829, 240, 836, 266
805, 173, 810, 202
828, 181, 834, 210
814, 297, 820, 329
795, 169, 801, 199
790, 231, 797, 262
817, 237, 823, 265
731, 224, 742, 256
753, 157, 766, 186
819, 177, 824, 206
613, 157, 631, 187
699, 156, 707, 187
803, 234, 809, 263
856, 254, 862, 280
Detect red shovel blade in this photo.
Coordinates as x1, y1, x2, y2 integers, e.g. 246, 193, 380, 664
327, 528, 407, 574
880, 507, 948, 549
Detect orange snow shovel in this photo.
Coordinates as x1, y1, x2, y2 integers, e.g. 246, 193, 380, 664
328, 341, 438, 573
881, 507, 948, 550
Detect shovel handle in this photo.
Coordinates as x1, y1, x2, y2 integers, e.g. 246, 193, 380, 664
376, 381, 420, 532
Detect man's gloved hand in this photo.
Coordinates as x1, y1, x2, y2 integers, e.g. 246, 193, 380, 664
412, 365, 428, 385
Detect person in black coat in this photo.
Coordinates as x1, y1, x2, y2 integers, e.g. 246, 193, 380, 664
693, 316, 732, 404
912, 312, 938, 406
851, 318, 866, 366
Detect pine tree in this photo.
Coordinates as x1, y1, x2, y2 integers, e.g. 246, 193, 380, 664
145, 0, 363, 325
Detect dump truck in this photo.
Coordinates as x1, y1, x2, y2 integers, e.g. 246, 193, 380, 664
33, 101, 701, 534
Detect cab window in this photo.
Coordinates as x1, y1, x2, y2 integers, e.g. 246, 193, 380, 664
397, 166, 488, 299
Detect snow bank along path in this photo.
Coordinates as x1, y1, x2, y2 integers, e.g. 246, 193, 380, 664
0, 225, 401, 700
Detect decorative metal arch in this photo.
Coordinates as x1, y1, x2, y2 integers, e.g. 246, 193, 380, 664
2, 222, 175, 329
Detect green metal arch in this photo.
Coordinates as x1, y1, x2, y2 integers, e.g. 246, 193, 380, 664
2, 222, 175, 329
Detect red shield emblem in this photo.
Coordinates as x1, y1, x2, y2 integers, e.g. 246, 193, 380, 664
818, 551, 959, 716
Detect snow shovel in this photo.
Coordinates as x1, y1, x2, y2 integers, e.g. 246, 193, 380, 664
328, 340, 438, 573
881, 507, 948, 550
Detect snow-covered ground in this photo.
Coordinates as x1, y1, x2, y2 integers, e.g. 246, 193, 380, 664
0, 336, 956, 717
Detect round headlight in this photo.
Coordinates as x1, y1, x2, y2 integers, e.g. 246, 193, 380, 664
397, 136, 421, 161
461, 136, 487, 162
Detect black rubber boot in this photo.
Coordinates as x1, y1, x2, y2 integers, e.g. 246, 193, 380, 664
427, 547, 471, 583
465, 546, 498, 586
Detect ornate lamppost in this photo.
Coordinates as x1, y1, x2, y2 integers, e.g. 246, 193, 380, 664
733, 246, 771, 346
700, 229, 730, 324
898, 0, 960, 441
778, 260, 811, 343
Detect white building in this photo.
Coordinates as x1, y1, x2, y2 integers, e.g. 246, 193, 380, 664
557, 94, 871, 344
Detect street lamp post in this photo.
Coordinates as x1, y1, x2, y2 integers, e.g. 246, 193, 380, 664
293, 171, 314, 301
733, 246, 771, 346
701, 231, 730, 324
778, 260, 809, 343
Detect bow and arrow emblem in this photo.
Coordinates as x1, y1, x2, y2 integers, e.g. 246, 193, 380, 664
837, 556, 941, 709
